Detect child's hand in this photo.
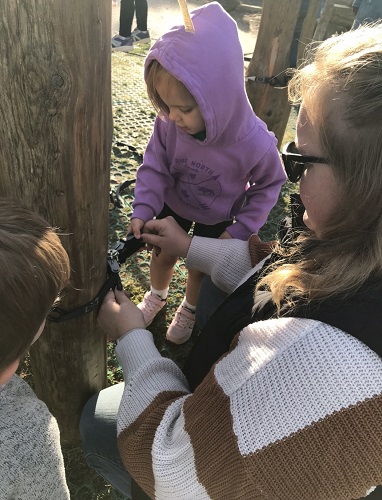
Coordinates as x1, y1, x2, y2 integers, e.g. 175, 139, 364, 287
141, 216, 192, 258
218, 230, 232, 239
98, 288, 146, 341
129, 218, 145, 239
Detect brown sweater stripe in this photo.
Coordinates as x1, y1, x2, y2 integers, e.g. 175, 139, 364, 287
243, 393, 382, 500
184, 372, 265, 499
118, 390, 187, 498
248, 234, 274, 267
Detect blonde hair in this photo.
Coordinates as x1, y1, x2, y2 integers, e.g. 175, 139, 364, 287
259, 24, 382, 308
145, 59, 196, 116
0, 199, 70, 370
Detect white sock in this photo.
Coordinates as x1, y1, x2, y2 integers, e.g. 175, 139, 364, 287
182, 298, 196, 313
150, 287, 169, 300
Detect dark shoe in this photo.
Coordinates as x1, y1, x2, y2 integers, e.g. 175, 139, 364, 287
131, 30, 151, 45
111, 34, 134, 52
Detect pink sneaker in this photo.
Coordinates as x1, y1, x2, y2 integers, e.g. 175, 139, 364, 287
166, 304, 195, 344
137, 291, 166, 327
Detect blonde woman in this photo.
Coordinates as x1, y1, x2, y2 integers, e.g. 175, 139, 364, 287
82, 24, 382, 499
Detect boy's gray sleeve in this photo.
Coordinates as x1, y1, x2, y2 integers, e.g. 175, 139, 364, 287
0, 392, 70, 499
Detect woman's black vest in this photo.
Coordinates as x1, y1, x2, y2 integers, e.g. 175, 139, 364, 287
183, 195, 382, 391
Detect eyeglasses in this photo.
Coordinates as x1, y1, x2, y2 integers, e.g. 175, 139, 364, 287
281, 141, 328, 183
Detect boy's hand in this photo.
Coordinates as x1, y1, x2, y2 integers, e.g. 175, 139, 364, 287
128, 218, 145, 239
98, 288, 145, 340
219, 230, 232, 239
141, 216, 192, 258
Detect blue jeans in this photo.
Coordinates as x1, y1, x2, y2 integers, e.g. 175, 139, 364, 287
195, 275, 228, 330
79, 383, 132, 499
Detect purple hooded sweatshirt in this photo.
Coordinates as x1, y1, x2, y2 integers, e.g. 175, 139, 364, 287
132, 2, 286, 240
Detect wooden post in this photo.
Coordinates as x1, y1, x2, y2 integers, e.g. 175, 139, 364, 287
0, 0, 112, 445
246, 0, 303, 147
313, 0, 336, 40
297, 0, 323, 64
246, 0, 322, 147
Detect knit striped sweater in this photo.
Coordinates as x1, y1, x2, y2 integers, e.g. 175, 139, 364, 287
116, 237, 382, 499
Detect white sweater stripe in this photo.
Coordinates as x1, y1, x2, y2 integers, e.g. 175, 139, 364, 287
116, 329, 190, 433
152, 399, 211, 499
214, 318, 382, 454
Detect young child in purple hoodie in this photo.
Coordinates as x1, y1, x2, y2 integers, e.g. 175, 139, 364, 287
129, 1, 286, 344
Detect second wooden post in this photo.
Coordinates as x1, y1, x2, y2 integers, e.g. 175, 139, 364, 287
246, 0, 321, 147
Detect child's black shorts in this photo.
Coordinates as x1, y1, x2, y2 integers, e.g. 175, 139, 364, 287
156, 204, 232, 238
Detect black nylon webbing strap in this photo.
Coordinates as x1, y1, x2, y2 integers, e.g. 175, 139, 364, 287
245, 74, 287, 87
47, 236, 145, 323
47, 272, 121, 323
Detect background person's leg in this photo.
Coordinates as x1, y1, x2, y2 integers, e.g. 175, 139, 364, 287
119, 0, 135, 37
80, 383, 132, 498
134, 0, 148, 32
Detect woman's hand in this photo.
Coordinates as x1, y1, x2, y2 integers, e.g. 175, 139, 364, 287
141, 216, 192, 258
98, 288, 145, 340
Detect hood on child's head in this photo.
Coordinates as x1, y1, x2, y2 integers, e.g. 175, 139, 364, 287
144, 2, 256, 145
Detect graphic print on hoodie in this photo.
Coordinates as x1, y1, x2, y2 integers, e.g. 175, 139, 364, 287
132, 2, 286, 240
